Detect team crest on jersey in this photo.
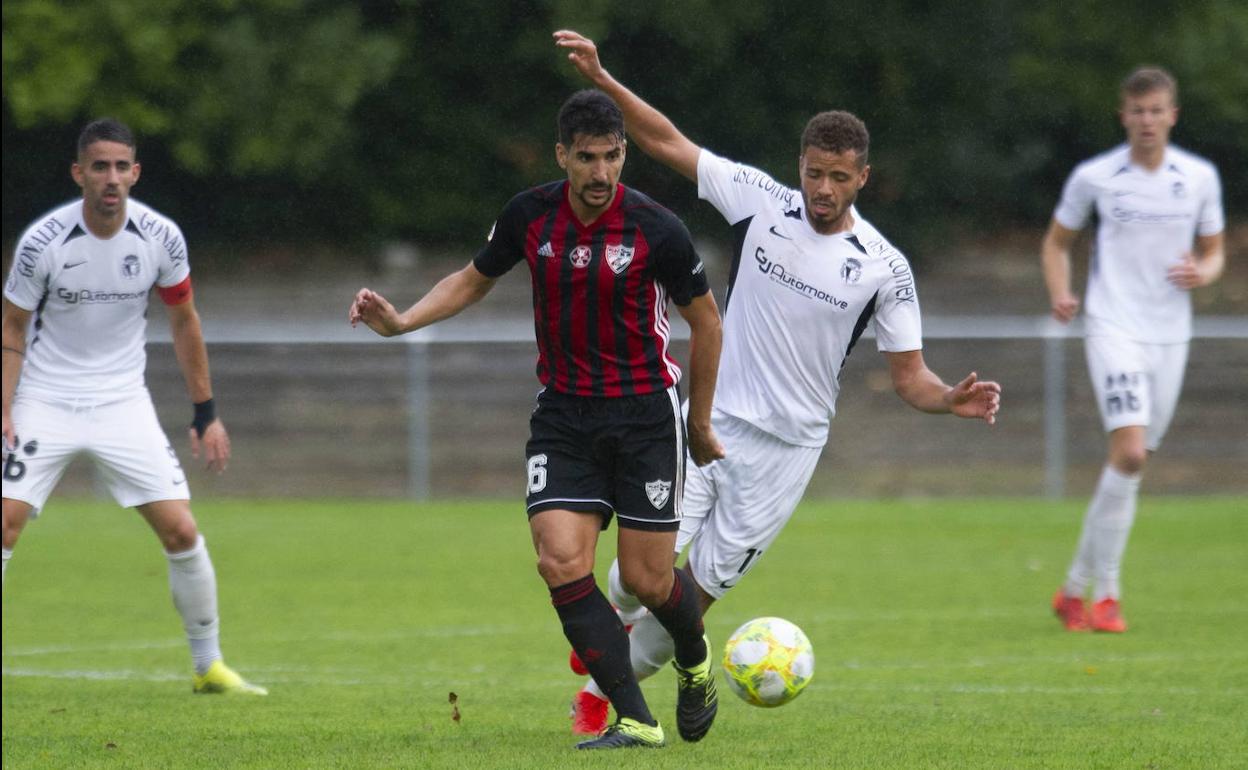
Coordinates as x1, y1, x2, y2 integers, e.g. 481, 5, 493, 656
570, 245, 592, 268
1171, 181, 1186, 199
840, 257, 863, 285
645, 479, 672, 509
121, 254, 141, 279
605, 244, 634, 274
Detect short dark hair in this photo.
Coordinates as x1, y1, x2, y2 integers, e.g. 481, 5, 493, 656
1121, 66, 1178, 104
557, 90, 625, 146
77, 118, 136, 158
801, 111, 869, 166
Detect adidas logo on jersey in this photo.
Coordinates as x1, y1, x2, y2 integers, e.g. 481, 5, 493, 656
537, 242, 554, 258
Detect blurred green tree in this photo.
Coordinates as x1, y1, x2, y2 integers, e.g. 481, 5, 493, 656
3, 0, 1243, 260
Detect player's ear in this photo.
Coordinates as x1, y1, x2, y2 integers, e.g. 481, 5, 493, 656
71, 162, 84, 188
555, 143, 568, 170
132, 161, 141, 184
858, 164, 870, 190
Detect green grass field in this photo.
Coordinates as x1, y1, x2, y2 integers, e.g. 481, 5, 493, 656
2, 497, 1244, 769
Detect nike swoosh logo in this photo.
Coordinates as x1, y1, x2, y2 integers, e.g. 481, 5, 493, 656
768, 225, 793, 240
63, 261, 87, 269
1112, 190, 1132, 197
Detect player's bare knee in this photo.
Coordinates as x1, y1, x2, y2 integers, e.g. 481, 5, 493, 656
616, 564, 672, 609
1110, 445, 1148, 475
1116, 452, 1146, 475
2, 499, 32, 550
535, 551, 592, 587
160, 517, 200, 554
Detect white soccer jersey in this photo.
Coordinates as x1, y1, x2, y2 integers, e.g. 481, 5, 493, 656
1053, 144, 1224, 344
697, 150, 923, 447
4, 199, 190, 400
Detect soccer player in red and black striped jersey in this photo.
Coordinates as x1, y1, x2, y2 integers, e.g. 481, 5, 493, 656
350, 90, 724, 750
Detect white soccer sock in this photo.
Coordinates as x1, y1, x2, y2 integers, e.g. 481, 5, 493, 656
606, 559, 650, 625
1088, 465, 1141, 601
583, 612, 676, 701
2, 547, 11, 586
1063, 511, 1096, 597
166, 535, 222, 674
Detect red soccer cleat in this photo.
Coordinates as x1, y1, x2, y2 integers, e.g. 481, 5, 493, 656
1089, 597, 1128, 633
1052, 589, 1089, 631
570, 690, 610, 735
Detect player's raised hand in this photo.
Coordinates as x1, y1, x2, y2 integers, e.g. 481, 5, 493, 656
1166, 252, 1203, 290
349, 288, 404, 337
1050, 291, 1080, 323
553, 30, 606, 82
189, 418, 230, 474
947, 372, 1002, 425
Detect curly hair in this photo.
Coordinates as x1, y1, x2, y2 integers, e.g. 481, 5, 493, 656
557, 90, 625, 146
800, 111, 869, 167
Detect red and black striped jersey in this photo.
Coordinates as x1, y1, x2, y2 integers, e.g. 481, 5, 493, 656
474, 181, 709, 397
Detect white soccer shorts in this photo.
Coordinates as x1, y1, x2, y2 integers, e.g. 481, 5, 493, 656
2, 392, 190, 515
1085, 335, 1189, 451
676, 409, 822, 600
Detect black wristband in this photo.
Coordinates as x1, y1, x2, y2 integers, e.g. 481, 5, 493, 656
191, 398, 216, 438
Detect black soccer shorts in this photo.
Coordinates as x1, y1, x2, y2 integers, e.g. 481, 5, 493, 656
524, 386, 685, 532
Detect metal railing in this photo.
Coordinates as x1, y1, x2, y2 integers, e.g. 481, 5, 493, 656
141, 311, 1243, 499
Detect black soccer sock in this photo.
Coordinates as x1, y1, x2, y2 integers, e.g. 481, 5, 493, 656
648, 568, 707, 669
550, 574, 655, 725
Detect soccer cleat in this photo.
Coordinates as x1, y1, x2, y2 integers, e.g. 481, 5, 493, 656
673, 635, 718, 742
192, 660, 269, 696
570, 689, 610, 735
1089, 597, 1128, 633
1052, 589, 1089, 632
575, 717, 665, 750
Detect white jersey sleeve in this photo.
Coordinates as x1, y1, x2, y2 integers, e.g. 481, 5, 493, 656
851, 218, 924, 353
1196, 165, 1225, 237
5, 210, 64, 311
698, 149, 802, 225
134, 206, 192, 288
1052, 163, 1097, 231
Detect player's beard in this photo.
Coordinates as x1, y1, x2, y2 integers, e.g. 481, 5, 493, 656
805, 189, 855, 233
577, 183, 614, 213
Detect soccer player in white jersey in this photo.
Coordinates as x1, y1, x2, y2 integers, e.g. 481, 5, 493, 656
554, 30, 1002, 735
1042, 67, 1225, 633
2, 119, 266, 695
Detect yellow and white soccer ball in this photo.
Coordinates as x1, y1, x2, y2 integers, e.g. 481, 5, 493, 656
721, 616, 814, 707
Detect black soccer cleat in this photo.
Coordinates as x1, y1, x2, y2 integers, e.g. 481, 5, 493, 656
673, 634, 718, 742
574, 717, 665, 749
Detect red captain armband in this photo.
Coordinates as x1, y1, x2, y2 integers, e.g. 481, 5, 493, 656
158, 276, 193, 305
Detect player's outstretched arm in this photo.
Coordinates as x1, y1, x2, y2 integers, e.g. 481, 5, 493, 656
349, 262, 497, 338
2, 300, 32, 452
1041, 219, 1081, 323
166, 298, 230, 473
885, 350, 1001, 425
1168, 231, 1225, 290
554, 29, 702, 183
676, 292, 726, 466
